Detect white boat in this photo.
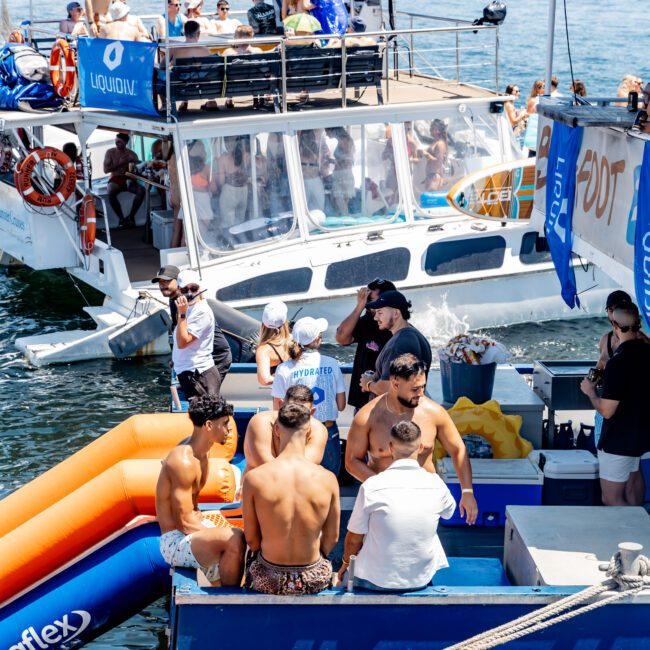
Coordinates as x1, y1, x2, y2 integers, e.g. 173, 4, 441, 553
0, 8, 617, 366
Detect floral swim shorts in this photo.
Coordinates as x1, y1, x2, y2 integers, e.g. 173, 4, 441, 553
247, 554, 332, 595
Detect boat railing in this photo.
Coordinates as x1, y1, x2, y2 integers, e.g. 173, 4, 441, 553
156, 20, 499, 120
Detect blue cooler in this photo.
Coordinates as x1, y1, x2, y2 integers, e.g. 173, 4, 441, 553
529, 450, 601, 506
437, 457, 543, 527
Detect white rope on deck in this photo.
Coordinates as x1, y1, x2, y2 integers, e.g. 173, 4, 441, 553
446, 551, 650, 650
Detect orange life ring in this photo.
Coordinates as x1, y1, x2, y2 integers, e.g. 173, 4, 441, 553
49, 38, 76, 98
8, 29, 25, 44
15, 147, 77, 208
80, 194, 97, 255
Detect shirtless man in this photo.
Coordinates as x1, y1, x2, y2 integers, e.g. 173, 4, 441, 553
346, 353, 478, 525
243, 403, 339, 595
100, 1, 144, 41
243, 384, 328, 474
156, 394, 245, 585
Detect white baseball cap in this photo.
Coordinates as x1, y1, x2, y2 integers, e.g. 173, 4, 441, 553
292, 317, 328, 346
184, 0, 203, 9
177, 269, 201, 289
109, 0, 130, 21
262, 300, 288, 329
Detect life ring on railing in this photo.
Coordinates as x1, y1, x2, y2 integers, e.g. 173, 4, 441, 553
434, 397, 533, 461
49, 38, 76, 98
80, 194, 97, 255
8, 29, 25, 43
15, 147, 77, 208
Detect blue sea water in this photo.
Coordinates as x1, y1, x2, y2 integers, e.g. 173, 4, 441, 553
0, 0, 645, 647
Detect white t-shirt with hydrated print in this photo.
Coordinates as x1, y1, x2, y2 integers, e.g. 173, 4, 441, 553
271, 350, 346, 422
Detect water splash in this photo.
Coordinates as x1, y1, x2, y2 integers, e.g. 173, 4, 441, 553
411, 294, 470, 359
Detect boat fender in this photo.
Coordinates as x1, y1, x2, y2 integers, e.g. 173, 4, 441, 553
15, 146, 77, 207
49, 38, 76, 97
80, 194, 96, 255
207, 298, 260, 364
434, 397, 533, 461
8, 29, 25, 44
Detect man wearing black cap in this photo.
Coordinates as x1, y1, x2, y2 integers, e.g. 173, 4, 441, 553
360, 290, 431, 398
336, 278, 395, 410
152, 265, 232, 382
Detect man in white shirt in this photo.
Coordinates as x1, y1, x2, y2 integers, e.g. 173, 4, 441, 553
173, 270, 221, 400
338, 420, 456, 591
212, 0, 242, 34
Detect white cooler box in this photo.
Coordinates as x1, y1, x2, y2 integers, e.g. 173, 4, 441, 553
152, 209, 175, 250
529, 450, 601, 506
505, 505, 650, 586
437, 457, 543, 527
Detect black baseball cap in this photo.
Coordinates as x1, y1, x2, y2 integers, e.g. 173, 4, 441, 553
152, 265, 180, 282
367, 277, 397, 293
606, 290, 631, 310
366, 290, 410, 311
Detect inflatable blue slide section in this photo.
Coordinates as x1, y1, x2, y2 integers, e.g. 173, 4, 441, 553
0, 522, 169, 649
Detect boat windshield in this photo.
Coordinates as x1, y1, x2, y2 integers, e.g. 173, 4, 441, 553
186, 131, 296, 257
298, 123, 402, 233
409, 109, 503, 213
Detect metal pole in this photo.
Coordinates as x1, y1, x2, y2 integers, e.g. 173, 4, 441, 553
346, 555, 356, 593
281, 40, 287, 113
544, 0, 557, 96
164, 0, 171, 122
409, 16, 414, 78
455, 22, 459, 84
341, 37, 347, 109
495, 26, 499, 92
250, 133, 259, 219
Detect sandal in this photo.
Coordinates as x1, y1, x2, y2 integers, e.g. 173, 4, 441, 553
225, 99, 235, 109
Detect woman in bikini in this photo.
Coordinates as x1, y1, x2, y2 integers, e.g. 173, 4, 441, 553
188, 140, 217, 235
256, 300, 292, 385
423, 119, 448, 192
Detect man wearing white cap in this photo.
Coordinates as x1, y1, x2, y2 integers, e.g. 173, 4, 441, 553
173, 270, 221, 400
271, 317, 346, 475
100, 1, 142, 40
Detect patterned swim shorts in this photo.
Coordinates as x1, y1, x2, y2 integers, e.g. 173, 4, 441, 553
159, 519, 220, 582
248, 554, 332, 595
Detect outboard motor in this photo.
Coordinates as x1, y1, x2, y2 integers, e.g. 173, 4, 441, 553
473, 1, 507, 30
207, 299, 259, 364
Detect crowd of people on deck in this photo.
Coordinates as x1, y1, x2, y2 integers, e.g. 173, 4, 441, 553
504, 72, 650, 154
59, 0, 374, 51
153, 267, 479, 594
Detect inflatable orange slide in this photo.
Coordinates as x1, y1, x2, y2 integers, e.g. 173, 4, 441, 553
0, 413, 239, 605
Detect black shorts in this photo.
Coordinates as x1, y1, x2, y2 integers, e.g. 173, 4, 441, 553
177, 365, 223, 400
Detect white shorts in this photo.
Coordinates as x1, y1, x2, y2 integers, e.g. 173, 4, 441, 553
159, 519, 220, 582
598, 450, 640, 483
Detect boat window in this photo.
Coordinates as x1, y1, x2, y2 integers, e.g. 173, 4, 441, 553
216, 268, 312, 301
184, 132, 296, 258
425, 236, 506, 276
297, 124, 402, 232
519, 232, 552, 265
324, 248, 410, 290
409, 110, 502, 213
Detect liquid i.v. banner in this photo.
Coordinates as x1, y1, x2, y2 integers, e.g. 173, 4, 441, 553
77, 38, 158, 116
544, 122, 584, 309
635, 141, 650, 331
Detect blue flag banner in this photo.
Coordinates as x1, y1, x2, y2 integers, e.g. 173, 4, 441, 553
77, 38, 158, 116
635, 141, 650, 331
544, 122, 584, 309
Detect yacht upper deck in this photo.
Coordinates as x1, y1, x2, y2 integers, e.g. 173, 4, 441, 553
7, 10, 503, 127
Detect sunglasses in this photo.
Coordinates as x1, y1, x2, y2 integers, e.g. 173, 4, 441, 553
180, 285, 200, 294
219, 5, 230, 9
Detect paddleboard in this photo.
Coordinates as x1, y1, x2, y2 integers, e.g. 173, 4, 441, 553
446, 157, 535, 221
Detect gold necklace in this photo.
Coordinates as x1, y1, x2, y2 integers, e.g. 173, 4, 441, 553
384, 394, 408, 416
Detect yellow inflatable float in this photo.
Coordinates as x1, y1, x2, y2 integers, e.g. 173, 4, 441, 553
434, 397, 533, 461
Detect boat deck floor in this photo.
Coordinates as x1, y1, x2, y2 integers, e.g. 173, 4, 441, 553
168, 75, 498, 120
98, 226, 161, 284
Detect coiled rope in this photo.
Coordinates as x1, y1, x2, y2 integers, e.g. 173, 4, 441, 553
446, 552, 650, 650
